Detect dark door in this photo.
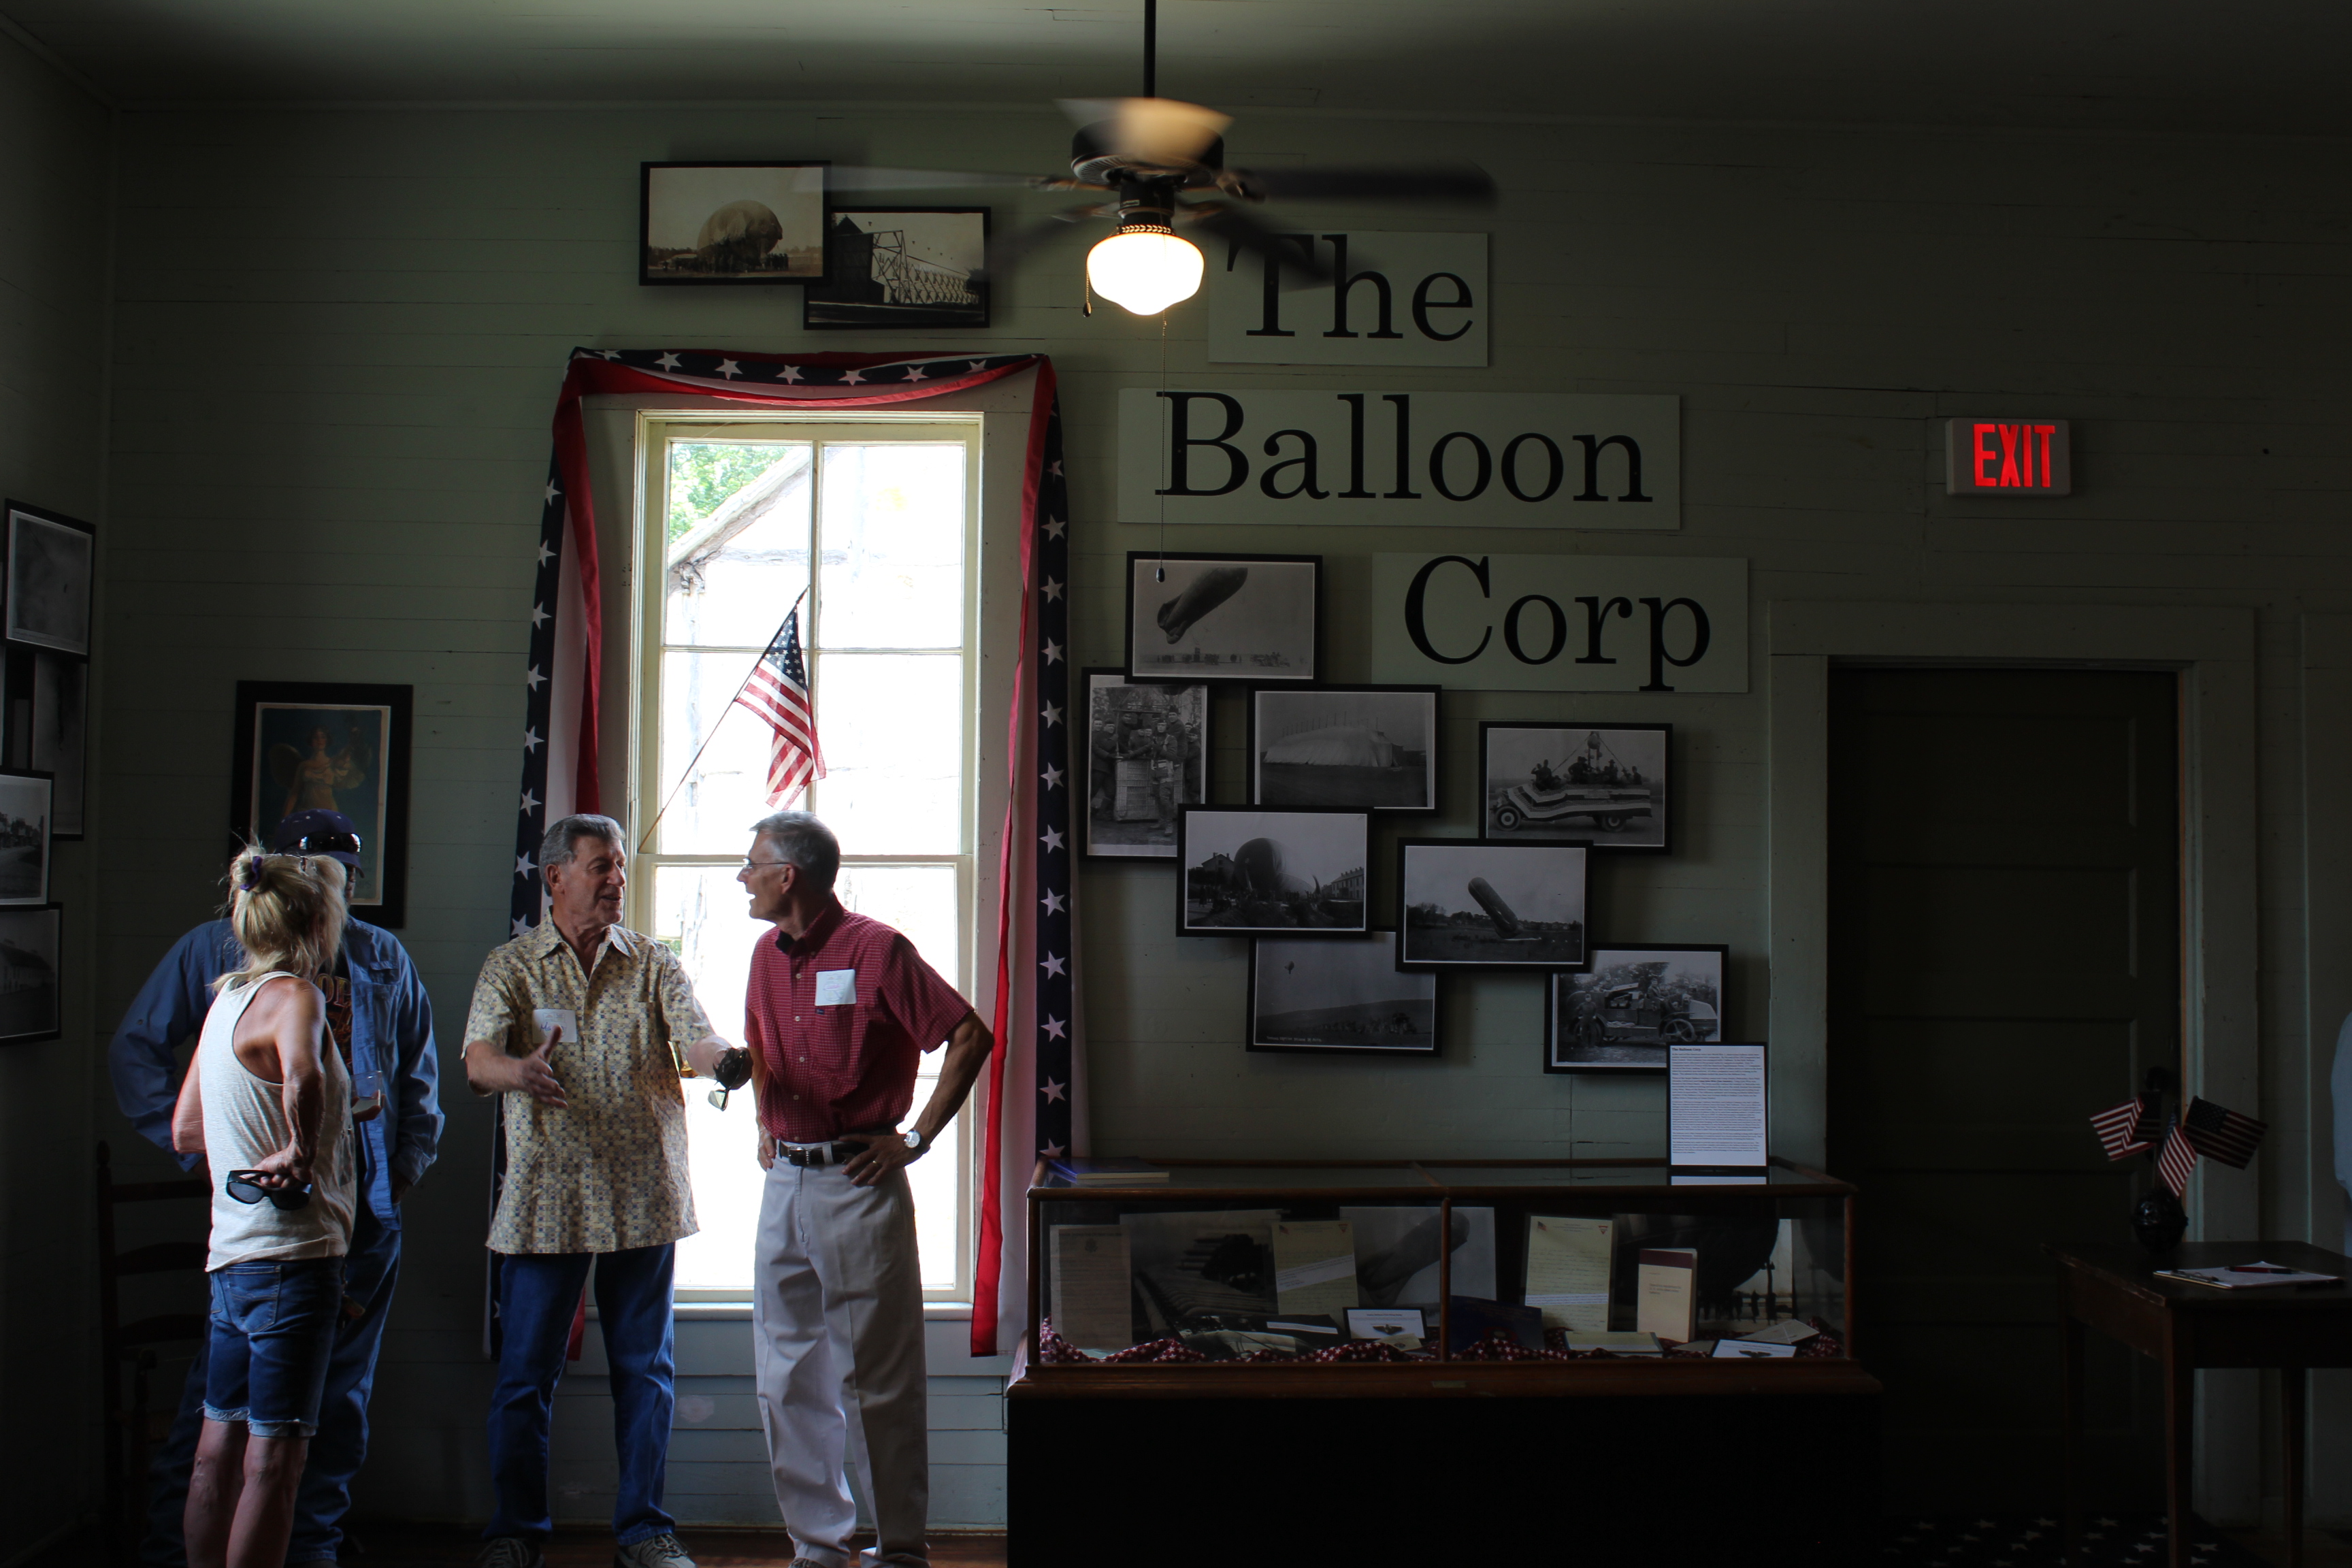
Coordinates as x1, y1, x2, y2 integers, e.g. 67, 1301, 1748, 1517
1827, 667, 2179, 1512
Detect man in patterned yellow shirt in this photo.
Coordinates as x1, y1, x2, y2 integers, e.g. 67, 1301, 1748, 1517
461, 814, 749, 1568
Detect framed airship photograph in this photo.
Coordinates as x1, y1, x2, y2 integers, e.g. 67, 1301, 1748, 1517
1396, 837, 1588, 972
1480, 722, 1669, 853
1126, 553, 1320, 685
640, 162, 829, 286
1175, 806, 1369, 938
1250, 685, 1439, 813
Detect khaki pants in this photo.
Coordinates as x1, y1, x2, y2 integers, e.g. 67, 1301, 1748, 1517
752, 1159, 929, 1568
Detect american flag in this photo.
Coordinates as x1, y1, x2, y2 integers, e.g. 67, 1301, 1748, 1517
735, 608, 825, 805
2182, 1095, 2267, 1169
2089, 1092, 2161, 1161
2156, 1120, 2199, 1199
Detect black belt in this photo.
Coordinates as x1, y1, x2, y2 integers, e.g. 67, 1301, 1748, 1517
770, 1132, 890, 1167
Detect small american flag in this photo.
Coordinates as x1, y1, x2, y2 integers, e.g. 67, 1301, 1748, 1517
2089, 1092, 2161, 1161
2156, 1120, 2199, 1199
734, 608, 825, 806
2182, 1095, 2266, 1169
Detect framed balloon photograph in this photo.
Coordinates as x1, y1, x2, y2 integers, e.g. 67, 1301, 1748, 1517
228, 681, 414, 928
640, 161, 829, 286
1126, 553, 1320, 685
1175, 806, 1369, 938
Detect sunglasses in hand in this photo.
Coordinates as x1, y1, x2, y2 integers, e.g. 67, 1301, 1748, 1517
225, 1170, 313, 1210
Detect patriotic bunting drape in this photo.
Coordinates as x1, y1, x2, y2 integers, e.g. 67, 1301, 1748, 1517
511, 346, 1073, 1357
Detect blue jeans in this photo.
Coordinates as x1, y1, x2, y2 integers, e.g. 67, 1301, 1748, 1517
487, 1244, 677, 1546
143, 1210, 402, 1566
203, 1258, 342, 1438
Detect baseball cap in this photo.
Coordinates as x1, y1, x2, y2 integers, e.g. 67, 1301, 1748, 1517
271, 808, 365, 868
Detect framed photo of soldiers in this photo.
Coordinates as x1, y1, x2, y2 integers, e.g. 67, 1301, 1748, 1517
1176, 806, 1371, 938
1546, 943, 1727, 1074
1126, 553, 1320, 685
1480, 722, 1670, 853
1250, 685, 1439, 814
1081, 669, 1209, 861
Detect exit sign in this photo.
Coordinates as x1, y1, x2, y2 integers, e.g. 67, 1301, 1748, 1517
1946, 418, 2071, 495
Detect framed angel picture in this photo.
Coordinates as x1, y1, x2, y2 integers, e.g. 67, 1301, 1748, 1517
228, 681, 414, 928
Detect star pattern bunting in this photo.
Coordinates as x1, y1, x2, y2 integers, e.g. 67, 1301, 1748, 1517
508, 454, 565, 937
1030, 406, 1075, 1183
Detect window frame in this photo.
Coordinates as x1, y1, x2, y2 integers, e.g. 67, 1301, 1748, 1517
627, 410, 985, 1306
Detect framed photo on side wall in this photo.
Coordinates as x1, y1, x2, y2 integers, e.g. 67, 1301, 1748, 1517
1127, 553, 1320, 685
1480, 722, 1670, 852
640, 161, 828, 286
1081, 669, 1209, 860
1250, 685, 1439, 813
805, 208, 990, 329
1396, 837, 1588, 971
1546, 943, 1728, 1074
1250, 930, 1439, 1056
3, 500, 95, 658
1177, 806, 1370, 937
0, 769, 54, 908
229, 682, 413, 928
0, 903, 61, 1045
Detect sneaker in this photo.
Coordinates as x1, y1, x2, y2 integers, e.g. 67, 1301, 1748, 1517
615, 1534, 698, 1568
477, 1540, 544, 1568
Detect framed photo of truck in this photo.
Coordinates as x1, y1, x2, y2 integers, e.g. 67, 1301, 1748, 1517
1480, 722, 1669, 853
1545, 943, 1727, 1074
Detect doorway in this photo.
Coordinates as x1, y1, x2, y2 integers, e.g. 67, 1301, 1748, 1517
1827, 666, 2180, 1512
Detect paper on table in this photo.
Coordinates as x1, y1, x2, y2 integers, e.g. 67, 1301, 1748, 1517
1733, 1318, 1819, 1345
1561, 1330, 1661, 1355
1635, 1247, 1697, 1344
1669, 1043, 1767, 1167
1345, 1307, 1426, 1341
1272, 1220, 1360, 1317
1049, 1225, 1133, 1351
1522, 1215, 1614, 1333
1713, 1338, 1797, 1359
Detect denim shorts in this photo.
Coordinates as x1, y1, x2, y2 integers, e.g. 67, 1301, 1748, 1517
202, 1258, 342, 1439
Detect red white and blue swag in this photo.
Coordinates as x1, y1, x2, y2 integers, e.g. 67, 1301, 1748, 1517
512, 347, 1075, 1357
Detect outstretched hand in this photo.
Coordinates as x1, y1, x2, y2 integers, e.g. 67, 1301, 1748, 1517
510, 1026, 570, 1108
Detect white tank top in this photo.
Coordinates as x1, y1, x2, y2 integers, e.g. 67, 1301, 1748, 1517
198, 972, 355, 1271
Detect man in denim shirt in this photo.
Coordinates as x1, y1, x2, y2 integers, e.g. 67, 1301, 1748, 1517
109, 809, 442, 1568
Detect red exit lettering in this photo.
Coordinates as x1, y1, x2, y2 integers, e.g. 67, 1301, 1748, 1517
1947, 418, 2070, 496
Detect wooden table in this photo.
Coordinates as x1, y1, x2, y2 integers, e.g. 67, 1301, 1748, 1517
2048, 1240, 2352, 1568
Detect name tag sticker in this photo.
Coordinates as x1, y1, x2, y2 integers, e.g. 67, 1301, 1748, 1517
529, 1008, 578, 1051
815, 968, 857, 1008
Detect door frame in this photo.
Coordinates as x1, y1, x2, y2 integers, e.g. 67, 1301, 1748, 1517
1765, 599, 2260, 1520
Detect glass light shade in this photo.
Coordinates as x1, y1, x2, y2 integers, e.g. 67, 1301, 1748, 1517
1085, 228, 1205, 315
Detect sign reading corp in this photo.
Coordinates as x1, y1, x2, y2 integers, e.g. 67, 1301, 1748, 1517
1369, 553, 1748, 693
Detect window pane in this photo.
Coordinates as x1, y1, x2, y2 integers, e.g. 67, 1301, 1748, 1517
665, 442, 812, 650
808, 653, 963, 853
658, 651, 789, 855
817, 443, 965, 649
836, 862, 962, 983
651, 863, 766, 1294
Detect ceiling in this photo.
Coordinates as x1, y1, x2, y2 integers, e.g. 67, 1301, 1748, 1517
9, 0, 2352, 137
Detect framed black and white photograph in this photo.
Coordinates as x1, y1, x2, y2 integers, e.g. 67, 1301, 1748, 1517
1127, 553, 1320, 685
1480, 723, 1670, 852
1082, 669, 1208, 860
229, 682, 414, 928
0, 903, 61, 1045
1250, 930, 1438, 1056
1250, 685, 1438, 813
0, 770, 54, 908
29, 653, 86, 839
1396, 837, 1588, 971
4, 502, 95, 658
1177, 806, 1369, 937
805, 208, 989, 329
1546, 943, 1727, 1074
640, 161, 828, 285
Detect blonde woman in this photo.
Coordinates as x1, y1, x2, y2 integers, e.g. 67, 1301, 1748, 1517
169, 849, 356, 1568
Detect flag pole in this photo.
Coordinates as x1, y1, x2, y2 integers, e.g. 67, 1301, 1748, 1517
634, 586, 810, 855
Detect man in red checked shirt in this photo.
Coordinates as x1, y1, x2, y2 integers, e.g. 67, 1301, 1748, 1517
736, 811, 991, 1568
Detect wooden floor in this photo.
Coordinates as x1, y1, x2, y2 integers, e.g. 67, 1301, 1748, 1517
342, 1526, 1007, 1566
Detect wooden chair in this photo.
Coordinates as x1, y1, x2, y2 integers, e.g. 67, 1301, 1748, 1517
95, 1140, 209, 1563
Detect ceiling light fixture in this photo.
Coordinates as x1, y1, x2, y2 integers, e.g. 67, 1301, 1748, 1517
1086, 216, 1204, 316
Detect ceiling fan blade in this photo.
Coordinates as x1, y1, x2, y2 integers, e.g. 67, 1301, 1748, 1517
825, 165, 1060, 192
1058, 97, 1231, 165
971, 205, 1111, 280
1181, 202, 1335, 288
1227, 163, 1497, 205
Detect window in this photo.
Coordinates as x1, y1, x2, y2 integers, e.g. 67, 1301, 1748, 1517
630, 415, 981, 1303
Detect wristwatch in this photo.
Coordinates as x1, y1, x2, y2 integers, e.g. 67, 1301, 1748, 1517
902, 1128, 926, 1154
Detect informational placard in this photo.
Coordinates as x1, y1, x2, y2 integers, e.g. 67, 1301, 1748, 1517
1118, 389, 1679, 530
1668, 1043, 1768, 1169
1369, 553, 1748, 693
1945, 418, 2072, 495
1206, 231, 1488, 366
1524, 1215, 1614, 1333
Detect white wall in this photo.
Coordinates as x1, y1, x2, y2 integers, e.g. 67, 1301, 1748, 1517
91, 101, 2352, 1529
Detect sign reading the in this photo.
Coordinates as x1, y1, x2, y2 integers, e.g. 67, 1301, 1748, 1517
1118, 389, 1679, 530
1370, 553, 1748, 693
1207, 231, 1487, 366
1946, 418, 2071, 496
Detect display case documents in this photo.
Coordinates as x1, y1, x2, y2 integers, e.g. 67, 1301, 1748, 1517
1018, 1156, 1859, 1388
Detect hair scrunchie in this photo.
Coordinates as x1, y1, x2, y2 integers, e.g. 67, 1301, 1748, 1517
237, 855, 267, 892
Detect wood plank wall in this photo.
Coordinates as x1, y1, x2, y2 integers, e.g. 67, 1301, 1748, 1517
83, 100, 2352, 1529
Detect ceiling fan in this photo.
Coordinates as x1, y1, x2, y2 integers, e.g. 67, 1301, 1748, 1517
828, 0, 1494, 314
